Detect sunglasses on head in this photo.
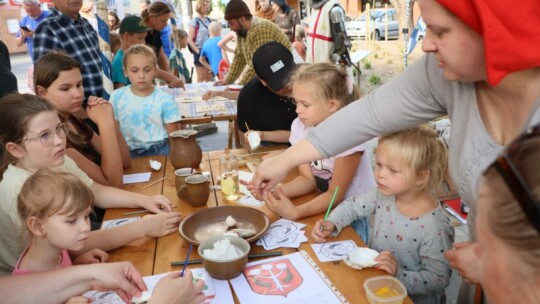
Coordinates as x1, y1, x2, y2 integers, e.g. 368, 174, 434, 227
489, 123, 540, 233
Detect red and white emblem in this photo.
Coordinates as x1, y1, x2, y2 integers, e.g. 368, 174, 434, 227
244, 258, 303, 297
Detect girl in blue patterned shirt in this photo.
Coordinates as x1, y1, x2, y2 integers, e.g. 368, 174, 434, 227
110, 44, 181, 157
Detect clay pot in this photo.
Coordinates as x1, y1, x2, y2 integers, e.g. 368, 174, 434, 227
169, 130, 202, 169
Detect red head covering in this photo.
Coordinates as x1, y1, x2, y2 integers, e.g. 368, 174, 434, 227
436, 0, 540, 85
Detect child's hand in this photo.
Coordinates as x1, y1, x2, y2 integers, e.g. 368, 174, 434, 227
374, 251, 398, 275
263, 186, 299, 220
239, 179, 258, 198
311, 219, 335, 243
87, 101, 114, 127
140, 195, 173, 213
141, 212, 182, 237
73, 248, 109, 265
65, 296, 91, 303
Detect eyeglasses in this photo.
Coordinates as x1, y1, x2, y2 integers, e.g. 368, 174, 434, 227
23, 122, 70, 147
489, 123, 540, 233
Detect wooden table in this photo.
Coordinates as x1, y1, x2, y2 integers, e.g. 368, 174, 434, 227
160, 83, 241, 148
106, 151, 413, 303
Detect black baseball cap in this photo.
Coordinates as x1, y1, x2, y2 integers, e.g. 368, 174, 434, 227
252, 42, 295, 92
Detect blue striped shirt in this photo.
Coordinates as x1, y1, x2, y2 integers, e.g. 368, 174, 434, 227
33, 9, 103, 101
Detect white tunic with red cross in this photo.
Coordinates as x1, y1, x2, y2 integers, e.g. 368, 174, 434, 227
306, 0, 342, 64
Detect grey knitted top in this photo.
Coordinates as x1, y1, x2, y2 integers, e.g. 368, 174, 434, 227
308, 53, 540, 235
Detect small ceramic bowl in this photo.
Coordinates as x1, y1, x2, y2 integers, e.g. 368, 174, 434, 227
198, 235, 250, 279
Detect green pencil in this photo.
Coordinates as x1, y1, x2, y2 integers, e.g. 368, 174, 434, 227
320, 186, 339, 231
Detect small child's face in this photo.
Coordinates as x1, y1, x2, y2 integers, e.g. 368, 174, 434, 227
374, 146, 413, 196
179, 36, 188, 48
39, 206, 92, 251
292, 82, 331, 127
38, 68, 84, 115
124, 54, 157, 92
125, 32, 147, 47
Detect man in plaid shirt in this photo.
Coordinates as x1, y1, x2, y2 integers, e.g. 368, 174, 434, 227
33, 0, 102, 102
216, 0, 291, 86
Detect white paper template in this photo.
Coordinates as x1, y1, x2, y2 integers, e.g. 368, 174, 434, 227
101, 217, 140, 229
311, 240, 358, 262
123, 172, 151, 184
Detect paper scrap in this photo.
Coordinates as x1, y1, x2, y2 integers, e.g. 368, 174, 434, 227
311, 240, 358, 262
123, 172, 151, 184
238, 194, 264, 207
101, 217, 140, 229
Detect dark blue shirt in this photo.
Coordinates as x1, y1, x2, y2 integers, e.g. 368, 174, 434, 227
33, 9, 102, 101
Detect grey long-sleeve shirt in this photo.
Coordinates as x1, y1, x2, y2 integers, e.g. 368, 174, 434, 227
308, 53, 540, 236
328, 189, 454, 304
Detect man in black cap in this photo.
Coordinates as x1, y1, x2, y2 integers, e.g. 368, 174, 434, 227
237, 42, 297, 147
215, 0, 291, 87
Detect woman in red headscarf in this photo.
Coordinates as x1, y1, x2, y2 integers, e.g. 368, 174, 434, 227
251, 0, 540, 302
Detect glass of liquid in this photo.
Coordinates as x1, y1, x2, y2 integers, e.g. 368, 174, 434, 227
219, 154, 240, 202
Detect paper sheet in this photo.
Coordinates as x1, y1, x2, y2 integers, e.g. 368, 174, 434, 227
230, 251, 344, 304
195, 104, 226, 112
101, 217, 140, 229
83, 268, 233, 304
257, 219, 307, 250
176, 96, 228, 103
123, 172, 151, 184
311, 240, 357, 262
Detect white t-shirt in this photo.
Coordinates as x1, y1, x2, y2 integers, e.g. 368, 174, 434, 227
289, 118, 376, 198
0, 156, 93, 276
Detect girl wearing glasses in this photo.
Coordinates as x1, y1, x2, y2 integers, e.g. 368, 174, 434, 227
312, 125, 454, 304
0, 94, 181, 276
34, 51, 131, 189
475, 125, 540, 303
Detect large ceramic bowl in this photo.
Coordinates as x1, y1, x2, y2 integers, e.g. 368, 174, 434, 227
198, 235, 250, 279
179, 205, 269, 245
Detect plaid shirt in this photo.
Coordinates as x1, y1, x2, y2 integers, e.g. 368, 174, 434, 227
33, 9, 102, 100
226, 18, 291, 85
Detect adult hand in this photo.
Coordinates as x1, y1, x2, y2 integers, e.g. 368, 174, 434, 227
214, 79, 229, 86
73, 248, 109, 265
88, 262, 147, 303
444, 242, 481, 284
20, 29, 33, 38
252, 156, 291, 198
148, 270, 205, 304
263, 186, 299, 220
375, 251, 398, 275
65, 296, 91, 303
202, 90, 218, 100
167, 78, 185, 89
311, 219, 335, 243
141, 212, 182, 237
140, 194, 173, 213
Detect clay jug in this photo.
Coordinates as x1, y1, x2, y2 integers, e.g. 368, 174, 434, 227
169, 130, 202, 169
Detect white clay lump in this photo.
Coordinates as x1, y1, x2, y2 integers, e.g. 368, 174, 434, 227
225, 215, 237, 227
131, 290, 152, 304
203, 238, 243, 260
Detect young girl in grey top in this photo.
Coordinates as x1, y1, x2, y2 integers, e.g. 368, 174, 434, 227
312, 126, 455, 304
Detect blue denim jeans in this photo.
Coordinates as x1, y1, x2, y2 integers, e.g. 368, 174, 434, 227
351, 216, 370, 244
130, 140, 170, 158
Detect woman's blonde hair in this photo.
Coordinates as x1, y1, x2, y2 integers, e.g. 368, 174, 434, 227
141, 1, 171, 22
195, 0, 210, 15
482, 132, 540, 268
289, 62, 360, 108
123, 43, 157, 69
17, 169, 94, 229
377, 125, 448, 194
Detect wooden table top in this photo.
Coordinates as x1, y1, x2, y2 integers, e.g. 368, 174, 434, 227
105, 150, 413, 303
